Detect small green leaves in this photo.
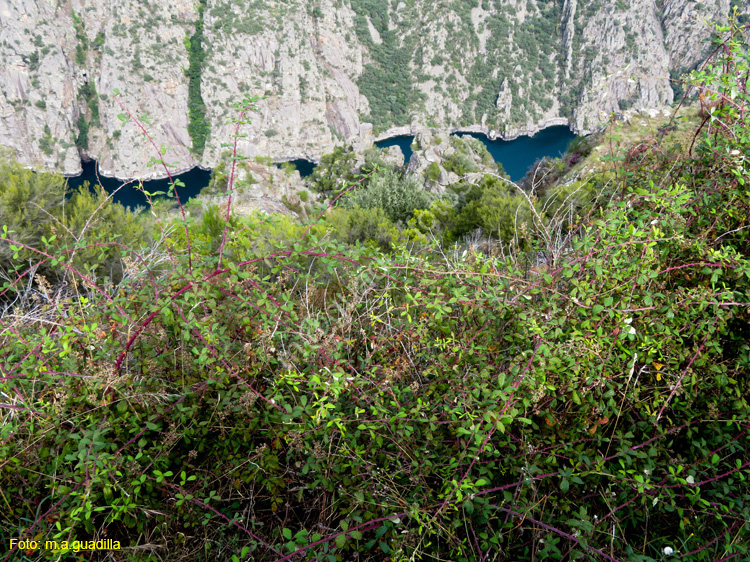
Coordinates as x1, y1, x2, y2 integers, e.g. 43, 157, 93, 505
153, 470, 173, 483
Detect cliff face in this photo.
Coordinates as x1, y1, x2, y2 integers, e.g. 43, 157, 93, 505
0, 0, 737, 179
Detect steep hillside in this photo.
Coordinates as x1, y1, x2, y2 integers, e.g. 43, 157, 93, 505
0, 0, 741, 179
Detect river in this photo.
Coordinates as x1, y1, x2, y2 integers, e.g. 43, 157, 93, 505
67, 126, 577, 208
66, 160, 211, 210
458, 126, 576, 181
373, 126, 576, 181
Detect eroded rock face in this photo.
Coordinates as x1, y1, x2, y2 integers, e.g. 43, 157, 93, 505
0, 0, 738, 180
198, 160, 312, 217
407, 132, 499, 193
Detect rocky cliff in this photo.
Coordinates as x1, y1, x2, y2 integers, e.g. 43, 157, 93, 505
0, 0, 740, 179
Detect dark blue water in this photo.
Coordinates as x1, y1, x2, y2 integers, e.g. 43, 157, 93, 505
373, 126, 576, 181
67, 126, 575, 208
274, 159, 316, 177
66, 160, 211, 209
374, 136, 414, 165
459, 126, 576, 181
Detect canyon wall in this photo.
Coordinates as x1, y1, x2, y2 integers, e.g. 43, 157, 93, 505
0, 0, 739, 179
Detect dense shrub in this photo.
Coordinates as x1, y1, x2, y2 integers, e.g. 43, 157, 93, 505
52, 183, 147, 283
326, 205, 402, 250
0, 162, 146, 284
342, 167, 434, 224
0, 160, 66, 268
308, 145, 358, 194
447, 175, 533, 244
442, 151, 479, 176
426, 160, 441, 182
75, 115, 89, 150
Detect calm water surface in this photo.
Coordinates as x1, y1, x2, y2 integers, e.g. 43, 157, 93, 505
460, 126, 576, 181
66, 160, 211, 210
373, 126, 576, 181
374, 135, 414, 165
275, 159, 316, 177
68, 126, 577, 208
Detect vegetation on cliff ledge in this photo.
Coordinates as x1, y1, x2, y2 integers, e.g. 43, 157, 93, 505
185, 0, 210, 155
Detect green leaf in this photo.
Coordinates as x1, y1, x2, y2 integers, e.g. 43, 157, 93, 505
282, 528, 292, 540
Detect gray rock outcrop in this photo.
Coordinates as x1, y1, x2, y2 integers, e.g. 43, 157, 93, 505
0, 0, 738, 180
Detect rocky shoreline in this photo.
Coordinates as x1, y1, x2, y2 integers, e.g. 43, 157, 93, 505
63, 118, 575, 183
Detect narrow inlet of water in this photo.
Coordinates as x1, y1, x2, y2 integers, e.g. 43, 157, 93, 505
274, 159, 316, 177
66, 160, 211, 210
459, 126, 576, 182
374, 136, 414, 165
374, 126, 577, 181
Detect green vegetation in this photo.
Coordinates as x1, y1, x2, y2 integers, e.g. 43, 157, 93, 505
443, 175, 533, 243
92, 31, 106, 51
351, 2, 426, 131
23, 50, 40, 72
71, 10, 88, 65
304, 136, 519, 247
39, 124, 54, 155
325, 204, 403, 249
426, 160, 441, 182
185, 0, 209, 155
2, 22, 750, 562
349, 0, 563, 131
73, 83, 99, 152
0, 160, 146, 283
79, 82, 100, 126
209, 0, 267, 35
75, 115, 89, 150
442, 150, 480, 176
342, 167, 434, 224
308, 145, 358, 194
